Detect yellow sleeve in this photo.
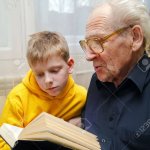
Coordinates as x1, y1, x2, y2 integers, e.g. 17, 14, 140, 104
0, 138, 11, 150
0, 96, 24, 149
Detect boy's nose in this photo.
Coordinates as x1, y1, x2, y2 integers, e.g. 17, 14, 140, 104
45, 73, 53, 84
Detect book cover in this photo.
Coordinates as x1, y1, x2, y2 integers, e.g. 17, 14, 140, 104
12, 140, 71, 150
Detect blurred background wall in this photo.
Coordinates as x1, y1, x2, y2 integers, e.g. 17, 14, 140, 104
0, 0, 150, 96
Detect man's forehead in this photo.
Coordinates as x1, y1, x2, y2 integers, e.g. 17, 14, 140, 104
85, 5, 113, 39
86, 16, 112, 38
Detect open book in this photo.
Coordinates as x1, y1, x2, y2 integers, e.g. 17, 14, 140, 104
0, 112, 100, 150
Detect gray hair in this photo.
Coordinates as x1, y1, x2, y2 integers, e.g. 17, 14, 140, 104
96, 0, 150, 54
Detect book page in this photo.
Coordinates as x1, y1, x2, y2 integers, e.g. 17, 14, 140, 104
19, 113, 100, 150
20, 132, 92, 150
24, 112, 97, 139
0, 123, 23, 147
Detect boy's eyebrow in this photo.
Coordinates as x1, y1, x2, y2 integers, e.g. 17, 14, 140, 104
34, 65, 62, 73
48, 65, 62, 69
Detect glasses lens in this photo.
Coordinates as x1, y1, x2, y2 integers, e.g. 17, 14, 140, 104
88, 39, 103, 54
79, 40, 87, 52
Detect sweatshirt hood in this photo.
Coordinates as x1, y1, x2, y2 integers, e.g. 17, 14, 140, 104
22, 70, 75, 100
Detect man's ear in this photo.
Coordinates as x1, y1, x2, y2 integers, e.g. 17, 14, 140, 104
67, 57, 74, 74
131, 25, 144, 52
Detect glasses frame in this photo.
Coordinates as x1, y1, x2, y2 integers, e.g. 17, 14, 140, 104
79, 26, 131, 54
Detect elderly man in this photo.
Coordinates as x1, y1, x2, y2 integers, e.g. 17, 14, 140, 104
80, 0, 150, 150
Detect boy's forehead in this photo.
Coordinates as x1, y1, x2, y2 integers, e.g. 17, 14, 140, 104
31, 55, 67, 71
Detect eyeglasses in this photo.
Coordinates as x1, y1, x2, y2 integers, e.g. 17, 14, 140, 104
79, 26, 130, 55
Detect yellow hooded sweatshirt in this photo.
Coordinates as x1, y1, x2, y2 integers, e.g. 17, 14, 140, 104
0, 70, 87, 150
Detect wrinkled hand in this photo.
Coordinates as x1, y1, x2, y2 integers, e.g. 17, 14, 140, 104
68, 117, 83, 128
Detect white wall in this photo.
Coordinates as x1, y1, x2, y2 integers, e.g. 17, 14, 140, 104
1, 0, 149, 89
0, 0, 95, 90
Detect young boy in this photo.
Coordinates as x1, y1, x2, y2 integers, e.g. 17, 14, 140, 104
0, 31, 87, 150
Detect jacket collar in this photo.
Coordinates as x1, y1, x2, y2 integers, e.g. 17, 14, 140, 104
96, 53, 150, 93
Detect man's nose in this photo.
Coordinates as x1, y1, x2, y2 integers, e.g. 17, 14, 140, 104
85, 51, 98, 61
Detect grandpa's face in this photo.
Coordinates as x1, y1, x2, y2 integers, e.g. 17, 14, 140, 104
85, 5, 134, 85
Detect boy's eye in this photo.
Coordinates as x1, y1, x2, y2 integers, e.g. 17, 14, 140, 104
50, 69, 60, 73
36, 73, 44, 77
50, 67, 61, 73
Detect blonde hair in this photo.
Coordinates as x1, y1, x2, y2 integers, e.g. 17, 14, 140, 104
27, 31, 70, 66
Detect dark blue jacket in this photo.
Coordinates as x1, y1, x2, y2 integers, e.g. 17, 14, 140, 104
83, 54, 150, 150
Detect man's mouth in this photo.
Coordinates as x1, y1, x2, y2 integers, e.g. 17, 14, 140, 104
94, 65, 103, 71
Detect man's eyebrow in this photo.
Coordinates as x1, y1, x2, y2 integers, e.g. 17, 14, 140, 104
86, 33, 106, 39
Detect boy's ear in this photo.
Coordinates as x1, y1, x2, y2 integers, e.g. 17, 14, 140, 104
67, 57, 74, 74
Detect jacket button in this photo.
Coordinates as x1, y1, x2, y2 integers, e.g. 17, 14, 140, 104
102, 139, 106, 143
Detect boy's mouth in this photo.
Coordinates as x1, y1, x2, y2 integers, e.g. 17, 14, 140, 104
46, 86, 59, 91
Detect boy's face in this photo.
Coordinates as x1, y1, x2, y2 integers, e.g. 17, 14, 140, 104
31, 55, 74, 97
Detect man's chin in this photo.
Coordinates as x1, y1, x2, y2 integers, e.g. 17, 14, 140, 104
97, 74, 111, 83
